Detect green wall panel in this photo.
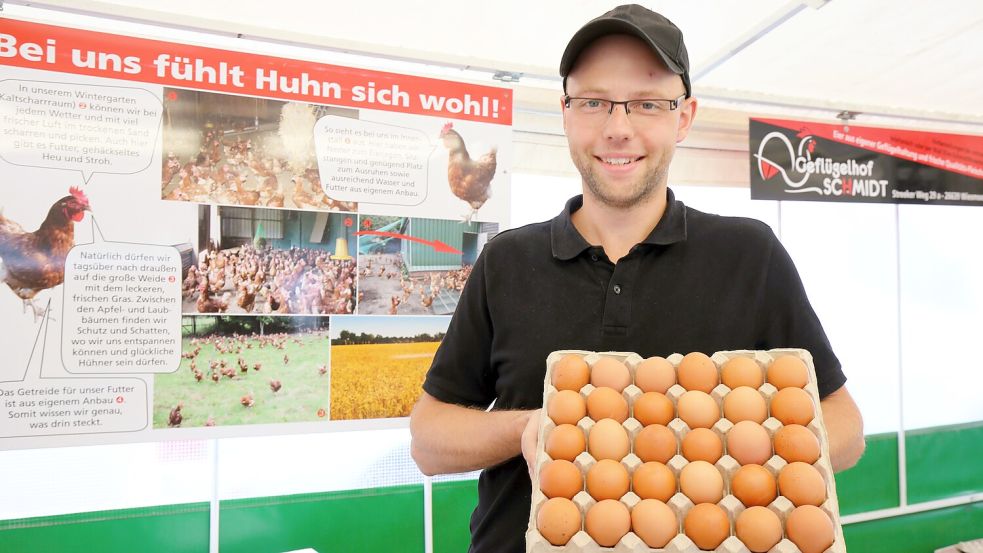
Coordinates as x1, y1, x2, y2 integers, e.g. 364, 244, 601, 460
404, 219, 477, 270
219, 485, 424, 553
432, 479, 477, 553
0, 503, 210, 553
906, 420, 983, 504
1, 483, 981, 553
844, 501, 983, 552
327, 213, 356, 258
270, 212, 335, 251
834, 431, 899, 515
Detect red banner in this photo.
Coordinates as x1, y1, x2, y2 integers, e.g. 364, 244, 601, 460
0, 18, 513, 125
755, 118, 982, 181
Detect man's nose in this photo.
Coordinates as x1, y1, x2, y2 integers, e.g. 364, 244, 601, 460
604, 102, 635, 138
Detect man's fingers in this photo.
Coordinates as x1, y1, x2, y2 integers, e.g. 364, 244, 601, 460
521, 409, 541, 482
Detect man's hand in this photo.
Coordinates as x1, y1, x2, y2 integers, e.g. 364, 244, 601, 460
521, 408, 542, 481
410, 392, 541, 476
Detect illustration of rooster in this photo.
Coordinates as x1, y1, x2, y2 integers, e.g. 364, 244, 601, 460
0, 187, 91, 320
439, 122, 497, 223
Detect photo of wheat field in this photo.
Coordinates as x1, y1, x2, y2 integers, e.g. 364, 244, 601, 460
329, 316, 449, 420
154, 315, 330, 428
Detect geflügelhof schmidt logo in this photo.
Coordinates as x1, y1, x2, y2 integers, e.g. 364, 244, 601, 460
755, 129, 887, 198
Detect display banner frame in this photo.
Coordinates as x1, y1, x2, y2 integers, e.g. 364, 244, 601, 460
0, 16, 512, 450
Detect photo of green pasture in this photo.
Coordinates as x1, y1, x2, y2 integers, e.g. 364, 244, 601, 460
153, 316, 330, 428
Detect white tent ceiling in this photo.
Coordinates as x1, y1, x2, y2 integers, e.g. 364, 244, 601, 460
13, 0, 983, 130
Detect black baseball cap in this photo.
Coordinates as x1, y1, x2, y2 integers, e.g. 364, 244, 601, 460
560, 4, 691, 98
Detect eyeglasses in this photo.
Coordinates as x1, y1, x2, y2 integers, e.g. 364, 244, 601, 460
563, 94, 686, 121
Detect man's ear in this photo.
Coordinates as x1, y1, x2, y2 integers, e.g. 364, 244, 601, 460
675, 97, 698, 143
560, 95, 570, 134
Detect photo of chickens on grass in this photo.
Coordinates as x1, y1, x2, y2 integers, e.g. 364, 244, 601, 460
183, 205, 356, 315
355, 215, 497, 315
160, 88, 356, 212
154, 315, 330, 428
0, 186, 91, 322
329, 315, 448, 420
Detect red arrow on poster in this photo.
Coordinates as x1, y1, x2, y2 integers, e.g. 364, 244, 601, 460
355, 231, 463, 255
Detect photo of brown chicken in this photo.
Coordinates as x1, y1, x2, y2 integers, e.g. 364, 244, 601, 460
196, 281, 231, 313
439, 122, 497, 223
0, 187, 91, 320
168, 403, 184, 427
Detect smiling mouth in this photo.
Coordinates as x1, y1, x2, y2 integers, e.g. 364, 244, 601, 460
597, 156, 643, 166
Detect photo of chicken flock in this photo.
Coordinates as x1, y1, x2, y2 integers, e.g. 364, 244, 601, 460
161, 131, 357, 211
160, 89, 356, 212
182, 244, 356, 315
0, 187, 91, 321
153, 316, 330, 428
356, 253, 472, 316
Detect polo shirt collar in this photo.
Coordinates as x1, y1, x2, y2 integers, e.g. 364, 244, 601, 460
550, 188, 688, 260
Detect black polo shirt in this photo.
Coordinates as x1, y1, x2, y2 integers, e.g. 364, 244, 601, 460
422, 189, 844, 553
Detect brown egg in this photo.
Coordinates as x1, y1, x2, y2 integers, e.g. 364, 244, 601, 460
681, 428, 723, 463
730, 464, 777, 507
735, 506, 783, 552
631, 499, 678, 548
590, 357, 631, 392
588, 419, 630, 461
721, 356, 763, 389
723, 386, 768, 423
677, 352, 719, 393
633, 391, 674, 426
767, 355, 809, 389
633, 424, 677, 463
770, 387, 815, 426
683, 503, 730, 550
586, 458, 630, 501
586, 387, 629, 423
585, 499, 630, 547
779, 462, 827, 507
679, 460, 724, 504
677, 390, 720, 429
632, 461, 676, 502
634, 356, 676, 393
539, 459, 583, 499
726, 421, 772, 465
536, 497, 581, 546
774, 424, 821, 464
551, 354, 590, 392
545, 424, 585, 462
786, 505, 835, 553
547, 390, 586, 425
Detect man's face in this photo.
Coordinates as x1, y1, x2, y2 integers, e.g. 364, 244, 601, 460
562, 34, 696, 209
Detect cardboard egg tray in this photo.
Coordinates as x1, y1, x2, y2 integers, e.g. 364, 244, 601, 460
526, 349, 846, 553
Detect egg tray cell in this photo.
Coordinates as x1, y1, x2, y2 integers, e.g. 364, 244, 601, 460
526, 349, 846, 553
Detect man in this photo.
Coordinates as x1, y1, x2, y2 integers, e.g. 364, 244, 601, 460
410, 5, 864, 553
